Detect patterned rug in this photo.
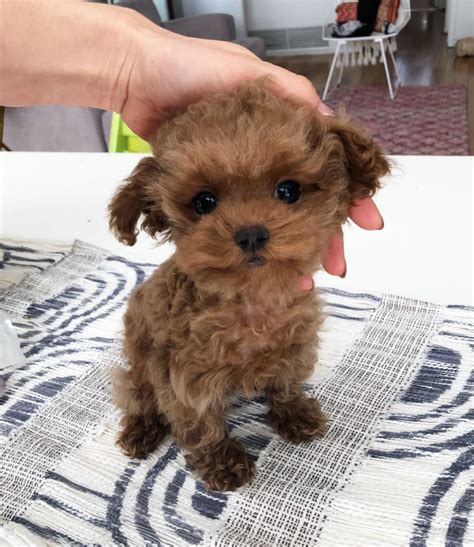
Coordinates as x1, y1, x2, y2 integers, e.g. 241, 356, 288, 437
326, 85, 470, 156
0, 240, 472, 546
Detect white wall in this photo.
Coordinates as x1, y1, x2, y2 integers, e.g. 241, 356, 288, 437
153, 0, 169, 21
244, 0, 332, 31
180, 0, 247, 36
179, 0, 333, 35
446, 0, 474, 47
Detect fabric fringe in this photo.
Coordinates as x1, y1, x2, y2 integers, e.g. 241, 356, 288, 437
336, 37, 398, 67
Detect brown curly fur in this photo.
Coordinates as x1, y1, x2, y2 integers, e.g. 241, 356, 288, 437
109, 82, 389, 491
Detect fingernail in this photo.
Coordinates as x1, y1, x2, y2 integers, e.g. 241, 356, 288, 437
378, 217, 385, 230
319, 103, 334, 116
297, 273, 314, 291
339, 265, 347, 279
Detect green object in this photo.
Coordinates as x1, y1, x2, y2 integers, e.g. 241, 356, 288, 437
108, 113, 151, 153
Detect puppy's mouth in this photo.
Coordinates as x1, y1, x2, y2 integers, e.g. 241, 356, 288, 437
247, 254, 267, 267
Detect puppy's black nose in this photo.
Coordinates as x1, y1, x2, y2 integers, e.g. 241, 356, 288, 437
234, 225, 269, 253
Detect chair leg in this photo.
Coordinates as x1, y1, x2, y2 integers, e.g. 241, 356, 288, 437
379, 40, 395, 100
323, 41, 342, 101
388, 41, 401, 86
336, 48, 346, 86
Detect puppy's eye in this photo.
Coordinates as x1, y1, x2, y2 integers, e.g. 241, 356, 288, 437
275, 180, 301, 204
192, 191, 219, 215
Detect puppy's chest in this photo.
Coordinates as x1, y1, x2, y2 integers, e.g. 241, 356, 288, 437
229, 301, 284, 358
187, 295, 313, 363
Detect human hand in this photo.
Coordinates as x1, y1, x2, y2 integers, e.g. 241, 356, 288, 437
117, 21, 383, 283
0, 0, 383, 281
323, 197, 384, 276
297, 198, 384, 290
118, 25, 331, 140
113, 11, 383, 282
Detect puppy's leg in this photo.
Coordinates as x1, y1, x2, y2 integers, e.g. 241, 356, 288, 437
118, 413, 168, 459
172, 405, 255, 491
266, 383, 327, 444
115, 368, 168, 459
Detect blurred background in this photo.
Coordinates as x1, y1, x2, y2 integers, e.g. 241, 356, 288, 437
2, 0, 473, 155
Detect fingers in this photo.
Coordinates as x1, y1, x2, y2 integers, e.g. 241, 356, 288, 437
296, 200, 384, 285
257, 62, 332, 116
199, 37, 257, 59
349, 198, 384, 230
184, 38, 332, 117
322, 232, 347, 277
297, 273, 314, 291
321, 200, 383, 278
318, 102, 334, 116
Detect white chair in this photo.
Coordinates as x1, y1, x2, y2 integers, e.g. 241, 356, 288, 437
322, 0, 411, 100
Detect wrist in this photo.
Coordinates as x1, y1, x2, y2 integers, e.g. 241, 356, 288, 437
97, 4, 160, 114
51, 2, 145, 113
0, 0, 147, 112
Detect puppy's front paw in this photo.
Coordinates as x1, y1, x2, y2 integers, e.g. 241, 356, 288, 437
186, 439, 256, 492
270, 396, 328, 444
117, 414, 168, 459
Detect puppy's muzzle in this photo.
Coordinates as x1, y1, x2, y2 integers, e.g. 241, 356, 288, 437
234, 225, 270, 253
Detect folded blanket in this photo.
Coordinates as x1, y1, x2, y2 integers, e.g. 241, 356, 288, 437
375, 0, 401, 32
0, 240, 472, 546
336, 2, 359, 23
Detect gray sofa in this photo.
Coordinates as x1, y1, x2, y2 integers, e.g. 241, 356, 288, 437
4, 1, 265, 152
114, 0, 265, 57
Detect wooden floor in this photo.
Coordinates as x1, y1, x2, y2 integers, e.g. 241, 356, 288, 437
269, 7, 474, 154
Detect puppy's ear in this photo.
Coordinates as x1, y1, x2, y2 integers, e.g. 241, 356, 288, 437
327, 116, 390, 201
109, 157, 169, 246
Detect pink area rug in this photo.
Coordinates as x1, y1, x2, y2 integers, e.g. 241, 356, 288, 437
326, 85, 470, 155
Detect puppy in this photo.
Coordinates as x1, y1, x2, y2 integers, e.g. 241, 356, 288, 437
109, 82, 389, 491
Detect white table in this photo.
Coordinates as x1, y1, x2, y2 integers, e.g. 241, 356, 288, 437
0, 153, 472, 305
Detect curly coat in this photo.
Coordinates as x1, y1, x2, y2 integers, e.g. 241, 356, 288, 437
109, 82, 389, 491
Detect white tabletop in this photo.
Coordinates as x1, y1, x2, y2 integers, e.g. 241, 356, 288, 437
0, 153, 472, 305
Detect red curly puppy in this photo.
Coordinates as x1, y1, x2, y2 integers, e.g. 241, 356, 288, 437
109, 82, 389, 491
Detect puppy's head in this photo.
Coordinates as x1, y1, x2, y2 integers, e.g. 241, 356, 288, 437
109, 83, 389, 296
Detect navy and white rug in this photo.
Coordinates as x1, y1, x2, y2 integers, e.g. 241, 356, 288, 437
0, 240, 472, 546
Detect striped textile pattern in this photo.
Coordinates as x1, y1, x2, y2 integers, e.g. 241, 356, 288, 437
0, 240, 71, 290
0, 241, 472, 546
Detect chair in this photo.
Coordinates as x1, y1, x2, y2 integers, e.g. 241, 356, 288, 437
322, 0, 411, 100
